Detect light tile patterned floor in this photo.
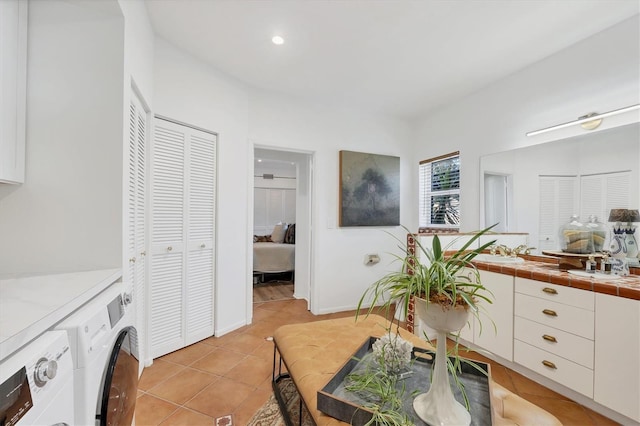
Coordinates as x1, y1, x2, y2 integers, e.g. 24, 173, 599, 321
135, 299, 619, 425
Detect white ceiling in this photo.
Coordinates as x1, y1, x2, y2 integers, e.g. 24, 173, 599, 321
145, 0, 639, 121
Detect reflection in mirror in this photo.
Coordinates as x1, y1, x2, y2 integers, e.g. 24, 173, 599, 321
480, 123, 639, 255
484, 173, 510, 233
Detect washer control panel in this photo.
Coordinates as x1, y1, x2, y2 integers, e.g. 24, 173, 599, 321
0, 366, 31, 426
0, 330, 71, 425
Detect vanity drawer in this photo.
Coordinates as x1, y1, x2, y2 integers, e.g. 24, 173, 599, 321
514, 340, 594, 397
515, 293, 594, 339
514, 316, 594, 368
515, 278, 594, 311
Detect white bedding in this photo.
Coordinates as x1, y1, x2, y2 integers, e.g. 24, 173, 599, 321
253, 242, 295, 273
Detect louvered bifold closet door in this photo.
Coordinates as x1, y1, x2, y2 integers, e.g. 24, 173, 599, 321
185, 131, 216, 345
150, 122, 186, 358
127, 93, 148, 366
538, 176, 578, 251
127, 102, 137, 286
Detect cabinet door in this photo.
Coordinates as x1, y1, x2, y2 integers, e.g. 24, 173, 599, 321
474, 271, 514, 361
267, 189, 284, 226
594, 293, 640, 422
283, 189, 297, 224
149, 122, 185, 358
126, 92, 148, 369
149, 251, 184, 357
185, 131, 216, 345
0, 0, 27, 183
253, 188, 269, 235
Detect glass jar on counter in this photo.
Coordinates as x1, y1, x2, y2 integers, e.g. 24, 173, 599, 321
585, 215, 607, 252
560, 214, 593, 254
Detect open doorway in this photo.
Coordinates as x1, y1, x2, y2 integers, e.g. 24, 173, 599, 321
251, 147, 313, 308
483, 172, 512, 232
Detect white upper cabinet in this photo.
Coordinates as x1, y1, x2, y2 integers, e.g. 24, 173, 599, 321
0, 0, 27, 184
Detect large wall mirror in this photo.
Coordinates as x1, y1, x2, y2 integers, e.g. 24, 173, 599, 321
480, 122, 639, 255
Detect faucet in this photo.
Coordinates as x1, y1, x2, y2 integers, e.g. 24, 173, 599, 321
496, 244, 511, 257
513, 245, 536, 256
489, 244, 536, 257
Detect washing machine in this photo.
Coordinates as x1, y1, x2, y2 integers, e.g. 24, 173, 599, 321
0, 330, 74, 425
56, 281, 138, 426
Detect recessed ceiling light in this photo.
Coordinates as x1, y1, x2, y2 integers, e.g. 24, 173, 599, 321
272, 35, 284, 45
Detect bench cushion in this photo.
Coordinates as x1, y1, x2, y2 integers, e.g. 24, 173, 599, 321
273, 314, 561, 426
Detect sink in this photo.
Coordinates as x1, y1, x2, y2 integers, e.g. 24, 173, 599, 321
567, 270, 620, 280
474, 254, 525, 264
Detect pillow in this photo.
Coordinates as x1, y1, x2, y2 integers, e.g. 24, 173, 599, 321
284, 223, 296, 244
271, 223, 287, 243
253, 235, 272, 243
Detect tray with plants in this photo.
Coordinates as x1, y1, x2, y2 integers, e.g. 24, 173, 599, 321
317, 334, 494, 426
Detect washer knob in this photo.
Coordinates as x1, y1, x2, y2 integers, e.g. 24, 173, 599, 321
123, 292, 133, 306
34, 357, 58, 387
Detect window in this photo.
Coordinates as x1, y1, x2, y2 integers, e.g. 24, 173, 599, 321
419, 151, 460, 229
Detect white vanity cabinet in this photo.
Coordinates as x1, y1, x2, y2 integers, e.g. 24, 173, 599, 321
513, 278, 595, 397
0, 0, 27, 184
459, 270, 514, 361
593, 293, 640, 422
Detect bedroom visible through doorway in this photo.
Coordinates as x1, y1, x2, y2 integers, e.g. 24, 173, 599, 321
251, 147, 313, 308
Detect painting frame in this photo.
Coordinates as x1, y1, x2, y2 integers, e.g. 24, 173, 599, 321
339, 150, 400, 227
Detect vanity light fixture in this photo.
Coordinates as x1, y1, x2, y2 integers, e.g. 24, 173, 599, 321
526, 104, 640, 137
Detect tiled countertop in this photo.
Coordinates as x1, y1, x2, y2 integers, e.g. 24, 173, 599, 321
472, 256, 640, 300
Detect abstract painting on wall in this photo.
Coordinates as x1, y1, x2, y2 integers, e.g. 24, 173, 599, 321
339, 150, 400, 227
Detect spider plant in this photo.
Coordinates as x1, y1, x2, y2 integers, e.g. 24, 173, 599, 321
356, 224, 497, 320
355, 224, 498, 410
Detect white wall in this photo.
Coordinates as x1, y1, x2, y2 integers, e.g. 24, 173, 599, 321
0, 0, 124, 275
248, 90, 415, 314
413, 15, 640, 233
153, 37, 250, 335
118, 0, 155, 108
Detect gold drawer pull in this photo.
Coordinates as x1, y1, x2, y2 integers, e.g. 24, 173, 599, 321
542, 334, 557, 343
542, 309, 557, 317
542, 287, 558, 295
542, 360, 557, 369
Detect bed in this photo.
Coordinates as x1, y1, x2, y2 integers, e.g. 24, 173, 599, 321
253, 223, 296, 279
253, 242, 295, 273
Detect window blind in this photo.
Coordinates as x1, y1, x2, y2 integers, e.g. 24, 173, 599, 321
419, 152, 460, 228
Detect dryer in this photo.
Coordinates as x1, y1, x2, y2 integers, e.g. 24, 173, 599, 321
56, 281, 138, 426
0, 330, 74, 425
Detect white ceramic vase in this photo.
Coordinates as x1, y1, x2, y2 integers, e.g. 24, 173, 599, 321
413, 296, 471, 426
